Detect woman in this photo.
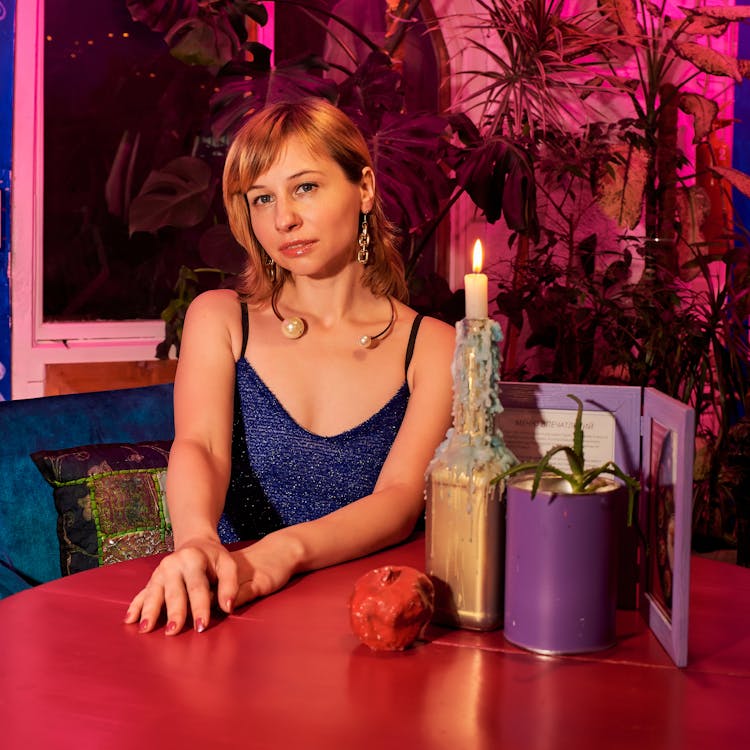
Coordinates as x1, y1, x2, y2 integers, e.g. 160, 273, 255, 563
125, 98, 455, 635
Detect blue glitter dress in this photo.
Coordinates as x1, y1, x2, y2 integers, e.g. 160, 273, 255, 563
217, 304, 424, 542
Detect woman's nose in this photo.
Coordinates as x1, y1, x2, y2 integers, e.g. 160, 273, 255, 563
275, 197, 300, 232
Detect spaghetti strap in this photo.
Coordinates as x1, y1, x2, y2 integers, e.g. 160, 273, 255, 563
404, 314, 424, 379
240, 303, 249, 360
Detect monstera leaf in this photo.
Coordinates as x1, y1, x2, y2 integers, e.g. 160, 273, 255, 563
450, 119, 538, 236
364, 113, 453, 235
210, 45, 453, 239
338, 51, 405, 127
165, 15, 242, 67
127, 0, 267, 32
334, 52, 452, 235
127, 0, 202, 34
210, 44, 337, 138
129, 156, 214, 234
127, 0, 268, 66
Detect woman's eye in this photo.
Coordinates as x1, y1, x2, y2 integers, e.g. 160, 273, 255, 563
297, 182, 316, 195
251, 194, 272, 206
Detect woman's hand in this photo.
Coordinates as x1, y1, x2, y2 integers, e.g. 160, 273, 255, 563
230, 531, 304, 604
124, 531, 304, 635
124, 537, 239, 636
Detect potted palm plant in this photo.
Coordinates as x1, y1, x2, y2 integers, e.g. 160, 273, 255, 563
494, 394, 640, 654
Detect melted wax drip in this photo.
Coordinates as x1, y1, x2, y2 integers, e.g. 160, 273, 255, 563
428, 318, 516, 485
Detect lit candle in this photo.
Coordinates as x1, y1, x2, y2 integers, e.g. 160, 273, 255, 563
464, 239, 488, 319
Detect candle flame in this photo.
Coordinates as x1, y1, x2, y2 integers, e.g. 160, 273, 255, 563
472, 239, 484, 273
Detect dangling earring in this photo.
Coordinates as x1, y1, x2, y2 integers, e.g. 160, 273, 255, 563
357, 213, 370, 265
264, 252, 276, 282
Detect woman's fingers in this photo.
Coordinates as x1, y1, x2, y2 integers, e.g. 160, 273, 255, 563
161, 547, 214, 633
123, 589, 146, 625
179, 566, 213, 633
135, 576, 167, 634
215, 550, 240, 613
125, 543, 242, 634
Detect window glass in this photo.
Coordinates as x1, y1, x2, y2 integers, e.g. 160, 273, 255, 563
44, 1, 214, 320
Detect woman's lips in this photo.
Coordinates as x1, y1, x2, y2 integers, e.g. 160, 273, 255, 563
279, 240, 315, 257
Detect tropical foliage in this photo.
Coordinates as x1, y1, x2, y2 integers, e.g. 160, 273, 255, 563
472, 0, 750, 560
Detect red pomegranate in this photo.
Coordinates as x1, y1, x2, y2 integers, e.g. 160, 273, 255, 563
349, 565, 435, 651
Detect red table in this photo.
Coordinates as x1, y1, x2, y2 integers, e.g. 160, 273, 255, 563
1, 534, 748, 749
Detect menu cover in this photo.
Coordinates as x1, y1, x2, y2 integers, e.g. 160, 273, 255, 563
640, 387, 695, 668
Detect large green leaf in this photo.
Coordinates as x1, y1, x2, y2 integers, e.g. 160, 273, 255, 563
209, 44, 337, 138
679, 93, 719, 144
451, 133, 538, 236
127, 0, 200, 34
165, 15, 241, 67
337, 51, 405, 126
673, 40, 742, 82
209, 47, 454, 236
710, 165, 750, 199
129, 156, 214, 234
333, 53, 453, 232
363, 113, 453, 234
127, 0, 268, 64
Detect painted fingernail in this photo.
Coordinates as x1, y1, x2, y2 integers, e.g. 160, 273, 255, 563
165, 621, 178, 635
226, 598, 234, 613
138, 619, 150, 633
195, 617, 206, 634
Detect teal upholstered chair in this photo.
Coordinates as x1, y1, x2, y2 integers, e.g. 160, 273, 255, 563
0, 384, 174, 594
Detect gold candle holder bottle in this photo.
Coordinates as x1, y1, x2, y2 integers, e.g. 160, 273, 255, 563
425, 318, 515, 630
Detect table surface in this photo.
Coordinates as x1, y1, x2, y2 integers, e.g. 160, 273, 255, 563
1, 533, 749, 750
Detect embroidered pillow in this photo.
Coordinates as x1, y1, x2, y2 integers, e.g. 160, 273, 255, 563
31, 441, 173, 576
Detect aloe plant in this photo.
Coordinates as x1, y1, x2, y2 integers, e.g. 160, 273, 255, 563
494, 394, 640, 524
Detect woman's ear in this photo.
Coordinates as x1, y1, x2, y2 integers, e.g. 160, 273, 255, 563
359, 167, 375, 214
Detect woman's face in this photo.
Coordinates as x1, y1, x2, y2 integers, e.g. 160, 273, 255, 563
245, 135, 374, 279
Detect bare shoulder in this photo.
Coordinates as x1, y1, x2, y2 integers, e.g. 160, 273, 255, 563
402, 312, 455, 393
414, 315, 456, 361
181, 289, 243, 360
186, 288, 240, 319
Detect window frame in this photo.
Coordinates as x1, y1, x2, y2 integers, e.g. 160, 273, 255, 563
11, 1, 274, 398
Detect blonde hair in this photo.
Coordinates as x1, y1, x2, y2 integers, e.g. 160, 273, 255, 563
223, 98, 408, 303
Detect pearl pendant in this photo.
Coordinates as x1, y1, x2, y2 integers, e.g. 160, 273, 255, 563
359, 334, 373, 348
281, 317, 305, 339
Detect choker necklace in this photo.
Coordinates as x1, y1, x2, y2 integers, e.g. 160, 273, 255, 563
271, 289, 396, 348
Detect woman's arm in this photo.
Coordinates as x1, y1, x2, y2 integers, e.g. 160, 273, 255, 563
230, 315, 456, 603
125, 290, 240, 634
166, 291, 237, 543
